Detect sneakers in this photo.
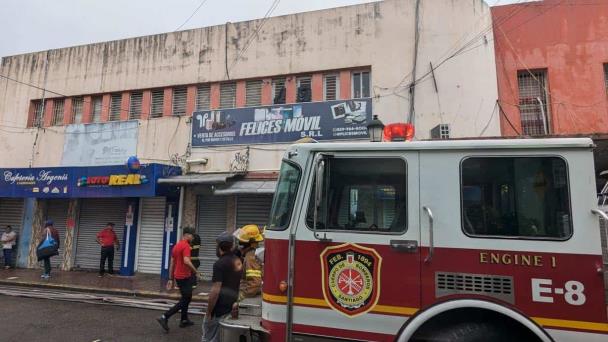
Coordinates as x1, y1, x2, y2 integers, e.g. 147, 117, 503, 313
41, 274, 50, 279
179, 320, 194, 328
156, 316, 169, 333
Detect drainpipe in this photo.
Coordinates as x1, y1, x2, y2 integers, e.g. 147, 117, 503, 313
536, 97, 549, 135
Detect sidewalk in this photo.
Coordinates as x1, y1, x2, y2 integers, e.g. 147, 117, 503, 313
0, 268, 211, 301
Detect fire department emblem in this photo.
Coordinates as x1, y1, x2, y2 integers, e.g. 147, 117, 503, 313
320, 243, 382, 317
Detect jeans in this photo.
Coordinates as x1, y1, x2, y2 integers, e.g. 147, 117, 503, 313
43, 257, 51, 275
3, 249, 12, 267
202, 314, 228, 342
164, 276, 194, 322
100, 246, 115, 275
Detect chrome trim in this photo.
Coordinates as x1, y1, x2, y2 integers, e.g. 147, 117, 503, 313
423, 206, 434, 263
591, 208, 608, 221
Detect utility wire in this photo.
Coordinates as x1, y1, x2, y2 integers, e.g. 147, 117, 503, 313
174, 0, 211, 32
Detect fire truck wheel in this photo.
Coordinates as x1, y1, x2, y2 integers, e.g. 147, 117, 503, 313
424, 321, 526, 342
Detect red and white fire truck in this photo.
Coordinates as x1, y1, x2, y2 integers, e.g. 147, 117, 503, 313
221, 134, 608, 341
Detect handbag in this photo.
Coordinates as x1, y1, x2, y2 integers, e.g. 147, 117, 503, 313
37, 230, 59, 260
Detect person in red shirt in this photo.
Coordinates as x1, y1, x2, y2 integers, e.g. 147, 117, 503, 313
96, 223, 120, 277
156, 227, 198, 332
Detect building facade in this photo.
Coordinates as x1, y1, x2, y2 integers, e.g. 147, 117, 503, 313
0, 0, 499, 276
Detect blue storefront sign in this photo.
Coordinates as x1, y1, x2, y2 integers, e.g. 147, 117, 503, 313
0, 163, 180, 198
191, 98, 372, 147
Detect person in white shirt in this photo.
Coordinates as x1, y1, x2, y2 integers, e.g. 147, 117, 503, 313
1, 225, 17, 269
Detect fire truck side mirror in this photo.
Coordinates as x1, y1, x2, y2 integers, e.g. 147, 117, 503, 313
313, 155, 332, 243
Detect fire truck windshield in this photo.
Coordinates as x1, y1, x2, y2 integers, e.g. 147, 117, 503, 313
268, 160, 301, 230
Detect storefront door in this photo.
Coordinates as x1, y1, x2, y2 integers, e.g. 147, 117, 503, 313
196, 196, 227, 280
136, 197, 166, 274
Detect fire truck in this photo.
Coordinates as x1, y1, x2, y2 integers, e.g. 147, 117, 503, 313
221, 132, 608, 341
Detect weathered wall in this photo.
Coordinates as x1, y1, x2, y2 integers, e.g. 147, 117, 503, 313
493, 0, 608, 136
0, 0, 499, 170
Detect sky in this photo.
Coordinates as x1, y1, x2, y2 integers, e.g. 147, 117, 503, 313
0, 0, 520, 58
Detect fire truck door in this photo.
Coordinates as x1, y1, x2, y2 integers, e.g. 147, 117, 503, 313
290, 152, 420, 340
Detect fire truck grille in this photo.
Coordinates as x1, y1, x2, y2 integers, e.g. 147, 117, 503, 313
435, 272, 514, 304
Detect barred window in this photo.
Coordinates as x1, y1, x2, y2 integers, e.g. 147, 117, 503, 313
91, 96, 102, 123
272, 78, 286, 104
324, 74, 340, 101
196, 84, 211, 111
352, 71, 370, 98
296, 76, 312, 103
172, 87, 187, 116
129, 92, 143, 120
150, 89, 164, 118
518, 70, 550, 136
246, 80, 262, 107
52, 99, 64, 126
72, 97, 83, 124
109, 93, 122, 121
220, 82, 236, 109
32, 100, 44, 127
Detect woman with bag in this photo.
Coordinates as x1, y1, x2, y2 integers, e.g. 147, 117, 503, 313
37, 220, 60, 279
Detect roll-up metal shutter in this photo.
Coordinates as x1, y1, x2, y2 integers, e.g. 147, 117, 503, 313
136, 197, 166, 274
75, 198, 126, 270
197, 196, 227, 279
0, 198, 24, 265
236, 195, 273, 229
45, 199, 69, 268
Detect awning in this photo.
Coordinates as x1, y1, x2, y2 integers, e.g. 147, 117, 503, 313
157, 173, 235, 185
213, 180, 277, 195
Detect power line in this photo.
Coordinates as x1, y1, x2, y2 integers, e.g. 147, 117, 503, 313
174, 0, 211, 32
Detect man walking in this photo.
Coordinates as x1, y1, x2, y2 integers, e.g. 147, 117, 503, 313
202, 232, 243, 342
96, 223, 119, 277
1, 225, 17, 269
156, 227, 198, 332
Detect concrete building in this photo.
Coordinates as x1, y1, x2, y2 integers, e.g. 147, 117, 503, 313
0, 0, 499, 276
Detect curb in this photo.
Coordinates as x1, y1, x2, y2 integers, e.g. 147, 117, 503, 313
0, 279, 209, 301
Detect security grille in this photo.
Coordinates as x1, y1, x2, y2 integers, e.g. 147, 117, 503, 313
272, 78, 286, 104
197, 196, 227, 280
52, 99, 64, 126
150, 89, 165, 118
0, 199, 24, 266
246, 80, 262, 107
196, 84, 211, 111
172, 87, 187, 116
91, 96, 102, 123
219, 82, 236, 109
129, 92, 142, 120
296, 76, 312, 103
136, 197, 166, 274
436, 272, 514, 304
72, 97, 83, 124
45, 199, 69, 268
518, 70, 550, 136
109, 93, 122, 121
32, 100, 44, 127
352, 71, 371, 98
236, 195, 273, 229
324, 74, 339, 101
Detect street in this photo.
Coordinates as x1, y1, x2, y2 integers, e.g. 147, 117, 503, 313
0, 295, 202, 342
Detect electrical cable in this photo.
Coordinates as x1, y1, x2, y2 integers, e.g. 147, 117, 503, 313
174, 0, 211, 32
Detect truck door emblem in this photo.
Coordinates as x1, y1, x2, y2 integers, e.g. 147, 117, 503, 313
320, 243, 382, 317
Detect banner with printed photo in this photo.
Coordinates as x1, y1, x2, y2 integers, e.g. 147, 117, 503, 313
191, 98, 372, 147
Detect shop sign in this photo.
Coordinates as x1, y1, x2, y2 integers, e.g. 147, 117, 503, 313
77, 174, 149, 187
191, 98, 372, 147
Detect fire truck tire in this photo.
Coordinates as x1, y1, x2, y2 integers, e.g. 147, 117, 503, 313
425, 321, 523, 342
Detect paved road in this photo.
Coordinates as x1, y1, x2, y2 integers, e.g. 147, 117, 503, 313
0, 295, 202, 342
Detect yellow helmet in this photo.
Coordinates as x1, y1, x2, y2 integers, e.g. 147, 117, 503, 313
234, 224, 264, 243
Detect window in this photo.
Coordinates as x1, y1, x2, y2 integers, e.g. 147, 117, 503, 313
109, 93, 122, 121
430, 124, 450, 139
219, 82, 236, 109
518, 70, 550, 136
72, 97, 83, 124
272, 78, 286, 104
172, 86, 187, 116
296, 76, 312, 103
352, 71, 370, 98
52, 99, 64, 126
91, 96, 102, 123
307, 158, 407, 233
461, 157, 571, 240
32, 100, 43, 127
268, 161, 301, 231
129, 92, 142, 120
196, 84, 210, 111
246, 80, 262, 107
150, 89, 164, 118
324, 74, 340, 101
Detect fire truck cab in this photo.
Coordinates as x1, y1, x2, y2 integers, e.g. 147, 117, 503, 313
221, 137, 608, 341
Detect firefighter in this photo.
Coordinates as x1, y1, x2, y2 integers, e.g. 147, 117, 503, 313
234, 224, 264, 299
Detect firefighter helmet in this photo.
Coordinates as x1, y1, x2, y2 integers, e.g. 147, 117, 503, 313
234, 224, 264, 243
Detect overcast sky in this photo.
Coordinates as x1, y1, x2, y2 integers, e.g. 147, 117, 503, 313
0, 0, 519, 58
